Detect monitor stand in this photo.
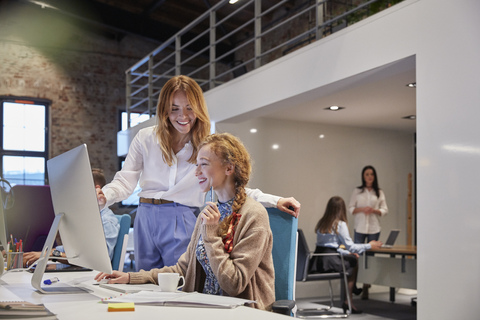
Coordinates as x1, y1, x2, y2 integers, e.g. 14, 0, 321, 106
31, 213, 90, 294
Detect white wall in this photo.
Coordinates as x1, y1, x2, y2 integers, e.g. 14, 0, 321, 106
217, 118, 415, 299
205, 1, 480, 318
217, 118, 415, 249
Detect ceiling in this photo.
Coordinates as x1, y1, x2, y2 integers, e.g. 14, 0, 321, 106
12, 0, 282, 53
10, 0, 416, 133
262, 56, 417, 133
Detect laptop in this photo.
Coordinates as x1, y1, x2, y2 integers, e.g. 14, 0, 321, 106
381, 229, 400, 248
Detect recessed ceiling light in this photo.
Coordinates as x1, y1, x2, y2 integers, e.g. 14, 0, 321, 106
406, 82, 416, 88
229, 0, 239, 3
319, 134, 325, 139
250, 128, 257, 133
272, 144, 279, 150
324, 106, 345, 111
402, 115, 416, 120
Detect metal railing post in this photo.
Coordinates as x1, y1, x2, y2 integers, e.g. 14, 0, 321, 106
209, 10, 216, 90
316, 0, 325, 40
126, 71, 131, 128
148, 55, 153, 116
175, 35, 181, 75
254, 0, 261, 69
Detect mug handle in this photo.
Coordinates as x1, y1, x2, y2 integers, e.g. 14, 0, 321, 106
177, 276, 185, 290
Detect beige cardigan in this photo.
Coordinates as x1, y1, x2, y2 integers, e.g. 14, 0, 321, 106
129, 197, 275, 310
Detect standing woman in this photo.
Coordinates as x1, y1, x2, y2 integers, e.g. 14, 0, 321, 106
348, 165, 388, 299
97, 75, 300, 272
315, 196, 382, 314
96, 133, 276, 310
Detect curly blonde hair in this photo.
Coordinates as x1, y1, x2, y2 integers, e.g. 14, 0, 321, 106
155, 75, 211, 166
198, 133, 252, 238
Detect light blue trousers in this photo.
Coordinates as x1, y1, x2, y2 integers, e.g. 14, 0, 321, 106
134, 202, 198, 271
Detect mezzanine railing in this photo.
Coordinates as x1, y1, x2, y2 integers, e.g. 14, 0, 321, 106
125, 0, 403, 128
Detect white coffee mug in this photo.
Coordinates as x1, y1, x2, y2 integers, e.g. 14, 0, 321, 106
157, 273, 185, 292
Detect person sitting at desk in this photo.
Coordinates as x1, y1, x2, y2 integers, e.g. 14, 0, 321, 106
315, 196, 382, 314
23, 168, 120, 266
96, 133, 275, 310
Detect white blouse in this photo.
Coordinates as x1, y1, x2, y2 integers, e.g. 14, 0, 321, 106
103, 126, 280, 208
348, 187, 388, 234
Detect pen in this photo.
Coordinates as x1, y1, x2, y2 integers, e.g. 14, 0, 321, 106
43, 277, 60, 285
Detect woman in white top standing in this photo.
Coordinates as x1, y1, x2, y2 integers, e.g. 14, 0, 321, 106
97, 75, 301, 272
348, 165, 388, 299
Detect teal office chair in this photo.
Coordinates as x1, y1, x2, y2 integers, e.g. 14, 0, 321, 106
267, 207, 298, 316
111, 214, 131, 271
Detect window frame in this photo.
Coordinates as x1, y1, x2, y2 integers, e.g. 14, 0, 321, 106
0, 96, 50, 185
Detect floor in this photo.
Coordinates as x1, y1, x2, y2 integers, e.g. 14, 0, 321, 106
296, 288, 417, 319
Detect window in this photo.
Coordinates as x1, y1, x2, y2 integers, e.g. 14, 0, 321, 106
0, 97, 50, 185
118, 111, 150, 206
120, 111, 151, 131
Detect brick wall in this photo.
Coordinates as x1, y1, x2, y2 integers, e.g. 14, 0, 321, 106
0, 2, 158, 186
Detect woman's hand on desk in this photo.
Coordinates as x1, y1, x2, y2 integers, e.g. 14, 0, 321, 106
95, 271, 130, 284
369, 240, 383, 249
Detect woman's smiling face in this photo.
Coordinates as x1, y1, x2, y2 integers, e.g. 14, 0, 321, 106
195, 145, 229, 194
168, 90, 197, 136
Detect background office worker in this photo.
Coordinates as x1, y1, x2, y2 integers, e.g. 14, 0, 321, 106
348, 165, 388, 299
96, 133, 276, 310
315, 196, 382, 314
97, 75, 301, 272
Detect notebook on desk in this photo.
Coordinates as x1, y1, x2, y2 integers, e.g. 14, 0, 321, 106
381, 229, 400, 248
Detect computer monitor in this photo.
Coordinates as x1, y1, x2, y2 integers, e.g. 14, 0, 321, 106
5, 185, 56, 252
31, 144, 113, 294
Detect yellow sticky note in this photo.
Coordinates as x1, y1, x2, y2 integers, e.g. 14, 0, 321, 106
108, 302, 135, 312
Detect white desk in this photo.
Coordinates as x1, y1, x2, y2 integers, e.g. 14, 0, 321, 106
357, 246, 417, 302
0, 270, 290, 319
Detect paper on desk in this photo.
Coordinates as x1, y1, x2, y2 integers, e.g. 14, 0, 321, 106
103, 291, 255, 309
99, 283, 161, 293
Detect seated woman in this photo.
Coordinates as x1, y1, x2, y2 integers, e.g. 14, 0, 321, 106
95, 133, 275, 310
314, 196, 382, 314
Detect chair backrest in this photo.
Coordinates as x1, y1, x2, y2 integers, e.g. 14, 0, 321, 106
111, 214, 131, 271
267, 207, 298, 301
296, 229, 310, 281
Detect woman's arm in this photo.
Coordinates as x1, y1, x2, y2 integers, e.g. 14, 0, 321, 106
336, 222, 370, 254
102, 131, 145, 208
246, 188, 300, 217
348, 189, 360, 215
376, 190, 388, 216
128, 218, 199, 284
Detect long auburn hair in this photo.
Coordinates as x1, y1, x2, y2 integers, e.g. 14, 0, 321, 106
357, 165, 380, 197
314, 196, 348, 234
155, 75, 211, 166
198, 133, 251, 238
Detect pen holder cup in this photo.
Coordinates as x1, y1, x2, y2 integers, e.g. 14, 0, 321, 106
6, 252, 23, 270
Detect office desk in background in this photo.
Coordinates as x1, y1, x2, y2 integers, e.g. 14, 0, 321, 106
0, 270, 290, 320
357, 245, 417, 302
